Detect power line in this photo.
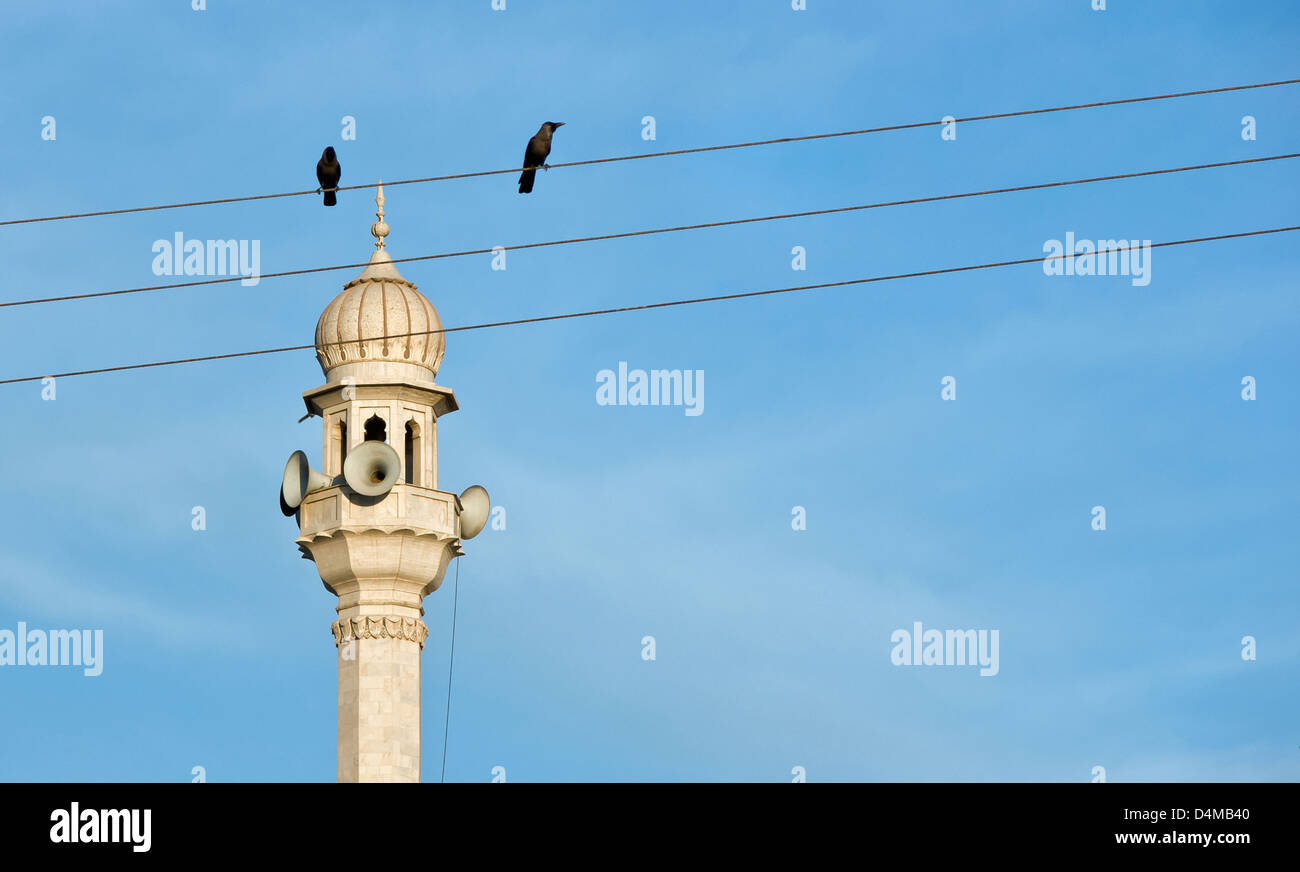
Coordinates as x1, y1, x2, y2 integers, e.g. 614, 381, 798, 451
440, 558, 461, 785
2, 77, 1296, 229
2, 225, 1293, 387
4, 152, 1295, 311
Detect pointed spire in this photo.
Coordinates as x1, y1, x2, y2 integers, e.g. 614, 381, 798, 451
371, 182, 390, 250
349, 182, 407, 283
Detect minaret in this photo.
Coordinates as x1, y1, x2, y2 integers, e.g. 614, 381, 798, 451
282, 186, 488, 783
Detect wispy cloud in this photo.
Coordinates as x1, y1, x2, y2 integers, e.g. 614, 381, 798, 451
0, 550, 261, 655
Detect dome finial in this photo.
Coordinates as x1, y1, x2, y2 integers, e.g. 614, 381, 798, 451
371, 182, 389, 249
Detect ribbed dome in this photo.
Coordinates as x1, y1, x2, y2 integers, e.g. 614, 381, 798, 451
314, 245, 445, 378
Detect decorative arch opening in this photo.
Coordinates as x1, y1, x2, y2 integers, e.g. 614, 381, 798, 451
404, 420, 422, 485
363, 415, 387, 443
336, 418, 348, 472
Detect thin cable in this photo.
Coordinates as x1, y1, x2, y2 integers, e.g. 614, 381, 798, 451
3, 152, 1295, 310
1, 226, 1293, 387
2, 77, 1295, 228
441, 558, 461, 785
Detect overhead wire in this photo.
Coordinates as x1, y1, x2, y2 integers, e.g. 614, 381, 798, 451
2, 225, 1294, 386
2, 152, 1295, 310
440, 559, 461, 785
1, 77, 1295, 228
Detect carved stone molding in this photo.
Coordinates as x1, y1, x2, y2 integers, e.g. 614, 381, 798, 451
332, 615, 429, 649
296, 526, 460, 600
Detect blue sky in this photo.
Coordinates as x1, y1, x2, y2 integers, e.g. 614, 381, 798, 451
0, 0, 1296, 782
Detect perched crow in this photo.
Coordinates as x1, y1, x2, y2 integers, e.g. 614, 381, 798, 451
518, 122, 565, 194
316, 147, 341, 206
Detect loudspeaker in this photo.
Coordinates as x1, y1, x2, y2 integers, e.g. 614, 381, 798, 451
457, 485, 491, 539
281, 450, 333, 516
343, 440, 401, 497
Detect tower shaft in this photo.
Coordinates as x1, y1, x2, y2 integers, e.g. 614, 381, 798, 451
333, 594, 426, 782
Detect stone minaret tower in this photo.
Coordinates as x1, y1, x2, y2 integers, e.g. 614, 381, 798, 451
289, 186, 472, 783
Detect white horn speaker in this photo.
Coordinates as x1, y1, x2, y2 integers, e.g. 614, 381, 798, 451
343, 440, 401, 497
457, 485, 491, 539
281, 450, 333, 516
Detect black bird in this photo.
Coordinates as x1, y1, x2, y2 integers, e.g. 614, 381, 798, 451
316, 147, 341, 206
518, 122, 565, 194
